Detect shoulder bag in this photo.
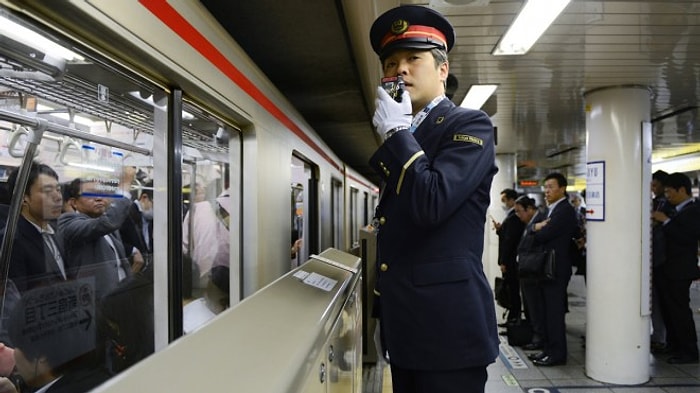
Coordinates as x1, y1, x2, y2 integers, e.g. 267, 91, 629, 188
518, 249, 555, 281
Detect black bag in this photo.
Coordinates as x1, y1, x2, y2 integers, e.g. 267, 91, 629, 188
518, 249, 556, 280
494, 277, 510, 309
507, 322, 533, 346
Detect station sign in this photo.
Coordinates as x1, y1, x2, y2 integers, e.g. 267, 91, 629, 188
586, 161, 605, 221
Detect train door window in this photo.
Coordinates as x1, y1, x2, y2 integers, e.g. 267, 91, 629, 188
350, 187, 359, 248
291, 154, 318, 268
0, 8, 167, 385
330, 178, 342, 248
363, 191, 369, 227
180, 104, 238, 334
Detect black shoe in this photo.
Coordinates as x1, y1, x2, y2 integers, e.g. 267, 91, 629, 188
651, 344, 672, 355
532, 355, 566, 366
522, 342, 543, 351
527, 352, 546, 361
667, 355, 699, 364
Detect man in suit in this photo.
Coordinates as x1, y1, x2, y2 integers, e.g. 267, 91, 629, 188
3, 161, 68, 293
528, 172, 579, 366
514, 196, 547, 351
650, 170, 672, 351
652, 172, 700, 364
368, 5, 498, 392
58, 167, 137, 301
119, 181, 152, 272
494, 188, 525, 326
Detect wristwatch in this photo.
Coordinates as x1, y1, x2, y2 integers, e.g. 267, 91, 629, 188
385, 126, 409, 139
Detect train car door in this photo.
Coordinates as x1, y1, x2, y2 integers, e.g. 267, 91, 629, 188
290, 153, 318, 269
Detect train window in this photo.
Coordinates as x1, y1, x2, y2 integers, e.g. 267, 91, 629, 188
330, 178, 343, 248
0, 7, 240, 390
0, 8, 164, 387
181, 116, 236, 334
350, 187, 359, 248
291, 154, 319, 268
363, 191, 369, 227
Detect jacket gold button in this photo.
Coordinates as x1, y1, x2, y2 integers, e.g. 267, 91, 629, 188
379, 217, 386, 225
380, 263, 388, 272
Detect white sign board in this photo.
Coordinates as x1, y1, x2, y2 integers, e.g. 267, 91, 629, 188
586, 161, 605, 221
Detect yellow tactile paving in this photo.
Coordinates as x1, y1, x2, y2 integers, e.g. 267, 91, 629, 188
382, 364, 392, 392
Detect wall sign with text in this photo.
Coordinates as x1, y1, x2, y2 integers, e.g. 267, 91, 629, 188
586, 161, 605, 221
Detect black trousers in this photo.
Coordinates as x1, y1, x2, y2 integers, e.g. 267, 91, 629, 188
657, 276, 698, 358
390, 364, 488, 393
538, 275, 570, 361
503, 265, 521, 321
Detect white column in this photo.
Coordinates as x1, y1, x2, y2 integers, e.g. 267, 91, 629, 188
584, 86, 651, 384
485, 153, 517, 285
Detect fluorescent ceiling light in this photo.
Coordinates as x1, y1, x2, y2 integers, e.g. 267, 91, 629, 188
0, 14, 84, 61
36, 103, 96, 126
460, 84, 497, 110
492, 0, 571, 56
652, 152, 700, 174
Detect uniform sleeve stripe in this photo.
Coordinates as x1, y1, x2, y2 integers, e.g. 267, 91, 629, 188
396, 150, 425, 195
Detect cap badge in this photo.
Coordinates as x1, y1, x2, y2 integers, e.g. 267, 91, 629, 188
391, 19, 409, 35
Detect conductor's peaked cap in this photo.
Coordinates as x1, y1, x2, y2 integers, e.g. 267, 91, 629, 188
370, 5, 455, 59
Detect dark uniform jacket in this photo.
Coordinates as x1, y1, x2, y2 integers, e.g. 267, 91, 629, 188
369, 98, 498, 370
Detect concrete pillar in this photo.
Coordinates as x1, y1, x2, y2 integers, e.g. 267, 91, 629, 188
584, 86, 652, 384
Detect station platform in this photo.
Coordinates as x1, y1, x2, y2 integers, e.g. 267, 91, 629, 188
363, 275, 700, 393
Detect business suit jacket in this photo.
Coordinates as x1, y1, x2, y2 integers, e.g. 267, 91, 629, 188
119, 201, 153, 256
533, 200, 579, 280
3, 216, 68, 293
531, 198, 578, 361
660, 199, 700, 280
58, 195, 133, 300
369, 98, 498, 370
498, 209, 525, 268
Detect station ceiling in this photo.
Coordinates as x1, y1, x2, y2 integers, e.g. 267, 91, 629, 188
202, 0, 700, 189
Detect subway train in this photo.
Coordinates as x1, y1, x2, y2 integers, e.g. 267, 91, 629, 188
0, 0, 378, 392
1, 1, 700, 393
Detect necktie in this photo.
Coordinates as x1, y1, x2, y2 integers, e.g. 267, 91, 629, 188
42, 233, 66, 279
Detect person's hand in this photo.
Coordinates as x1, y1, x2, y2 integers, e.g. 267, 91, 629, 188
373, 86, 412, 138
0, 343, 14, 377
120, 166, 137, 189
652, 211, 668, 223
0, 377, 17, 393
534, 218, 550, 232
131, 249, 145, 273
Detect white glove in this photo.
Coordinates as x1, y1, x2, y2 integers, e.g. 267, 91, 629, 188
373, 86, 412, 137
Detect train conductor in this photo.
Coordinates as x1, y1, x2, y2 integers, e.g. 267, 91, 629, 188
368, 5, 499, 393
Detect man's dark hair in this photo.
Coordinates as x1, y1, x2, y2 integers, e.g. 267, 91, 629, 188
665, 172, 692, 195
514, 195, 537, 210
66, 177, 83, 200
500, 188, 519, 201
544, 172, 567, 188
139, 181, 153, 201
7, 161, 59, 197
652, 170, 669, 185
